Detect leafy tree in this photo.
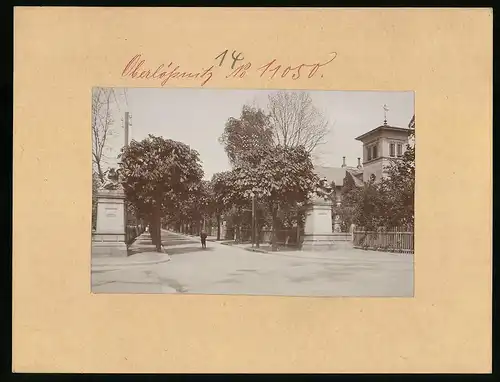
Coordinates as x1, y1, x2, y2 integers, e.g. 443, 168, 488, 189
230, 145, 326, 251
345, 178, 388, 230
163, 179, 211, 235
381, 139, 415, 229
211, 170, 253, 242
218, 105, 274, 167
183, 180, 212, 234
198, 180, 213, 227
218, 92, 332, 246
119, 135, 203, 252
211, 171, 236, 240
332, 174, 359, 232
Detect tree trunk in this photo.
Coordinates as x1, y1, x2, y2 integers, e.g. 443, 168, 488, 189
256, 217, 260, 248
96, 161, 106, 184
235, 225, 240, 242
148, 218, 153, 239
216, 214, 221, 241
271, 206, 278, 252
296, 210, 301, 248
149, 217, 157, 245
153, 204, 162, 252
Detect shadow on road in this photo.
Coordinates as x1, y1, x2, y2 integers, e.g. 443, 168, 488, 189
165, 246, 215, 256
128, 246, 157, 256
162, 238, 200, 246
127, 232, 211, 256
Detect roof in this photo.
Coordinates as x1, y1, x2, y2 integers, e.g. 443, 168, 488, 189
355, 125, 411, 141
345, 166, 363, 176
314, 166, 348, 186
408, 115, 415, 129
314, 166, 366, 188
346, 169, 365, 187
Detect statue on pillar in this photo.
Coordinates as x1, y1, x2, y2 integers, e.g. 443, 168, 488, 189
101, 168, 123, 191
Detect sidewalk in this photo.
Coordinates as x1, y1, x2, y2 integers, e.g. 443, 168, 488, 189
220, 241, 413, 261
91, 231, 172, 271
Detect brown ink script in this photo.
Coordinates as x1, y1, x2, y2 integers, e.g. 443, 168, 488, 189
121, 51, 338, 87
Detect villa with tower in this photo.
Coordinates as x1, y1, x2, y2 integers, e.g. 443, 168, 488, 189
311, 107, 414, 235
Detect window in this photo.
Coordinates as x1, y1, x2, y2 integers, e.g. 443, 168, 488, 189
389, 143, 395, 157
367, 143, 379, 161
397, 143, 403, 157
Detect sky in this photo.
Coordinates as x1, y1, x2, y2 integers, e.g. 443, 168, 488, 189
105, 88, 414, 180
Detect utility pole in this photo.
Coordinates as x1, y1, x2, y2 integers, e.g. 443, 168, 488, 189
124, 111, 130, 147
124, 112, 130, 233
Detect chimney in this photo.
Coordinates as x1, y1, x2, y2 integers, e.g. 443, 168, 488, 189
357, 157, 362, 169
341, 156, 346, 167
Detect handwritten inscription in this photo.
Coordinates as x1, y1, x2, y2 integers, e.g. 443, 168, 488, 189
121, 50, 337, 87
122, 54, 214, 86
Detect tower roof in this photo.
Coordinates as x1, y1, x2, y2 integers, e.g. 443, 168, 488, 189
355, 125, 410, 142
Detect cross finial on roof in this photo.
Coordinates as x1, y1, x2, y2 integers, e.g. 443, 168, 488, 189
383, 104, 389, 125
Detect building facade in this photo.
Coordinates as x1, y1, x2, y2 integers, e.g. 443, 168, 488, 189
355, 123, 411, 183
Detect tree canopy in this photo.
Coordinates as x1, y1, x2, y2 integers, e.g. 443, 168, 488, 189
218, 105, 274, 167
119, 134, 203, 250
228, 144, 327, 249
216, 92, 333, 249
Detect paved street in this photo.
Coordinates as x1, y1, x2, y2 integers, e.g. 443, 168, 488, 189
92, 230, 413, 297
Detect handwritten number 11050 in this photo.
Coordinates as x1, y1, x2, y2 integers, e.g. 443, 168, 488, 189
214, 50, 338, 81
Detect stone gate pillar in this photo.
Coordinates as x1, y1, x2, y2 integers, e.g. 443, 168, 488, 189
301, 195, 336, 251
92, 188, 128, 257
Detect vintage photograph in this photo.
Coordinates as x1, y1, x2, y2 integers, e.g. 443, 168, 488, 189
91, 88, 415, 296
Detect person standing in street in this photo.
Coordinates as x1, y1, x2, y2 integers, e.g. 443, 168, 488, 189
200, 231, 208, 249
